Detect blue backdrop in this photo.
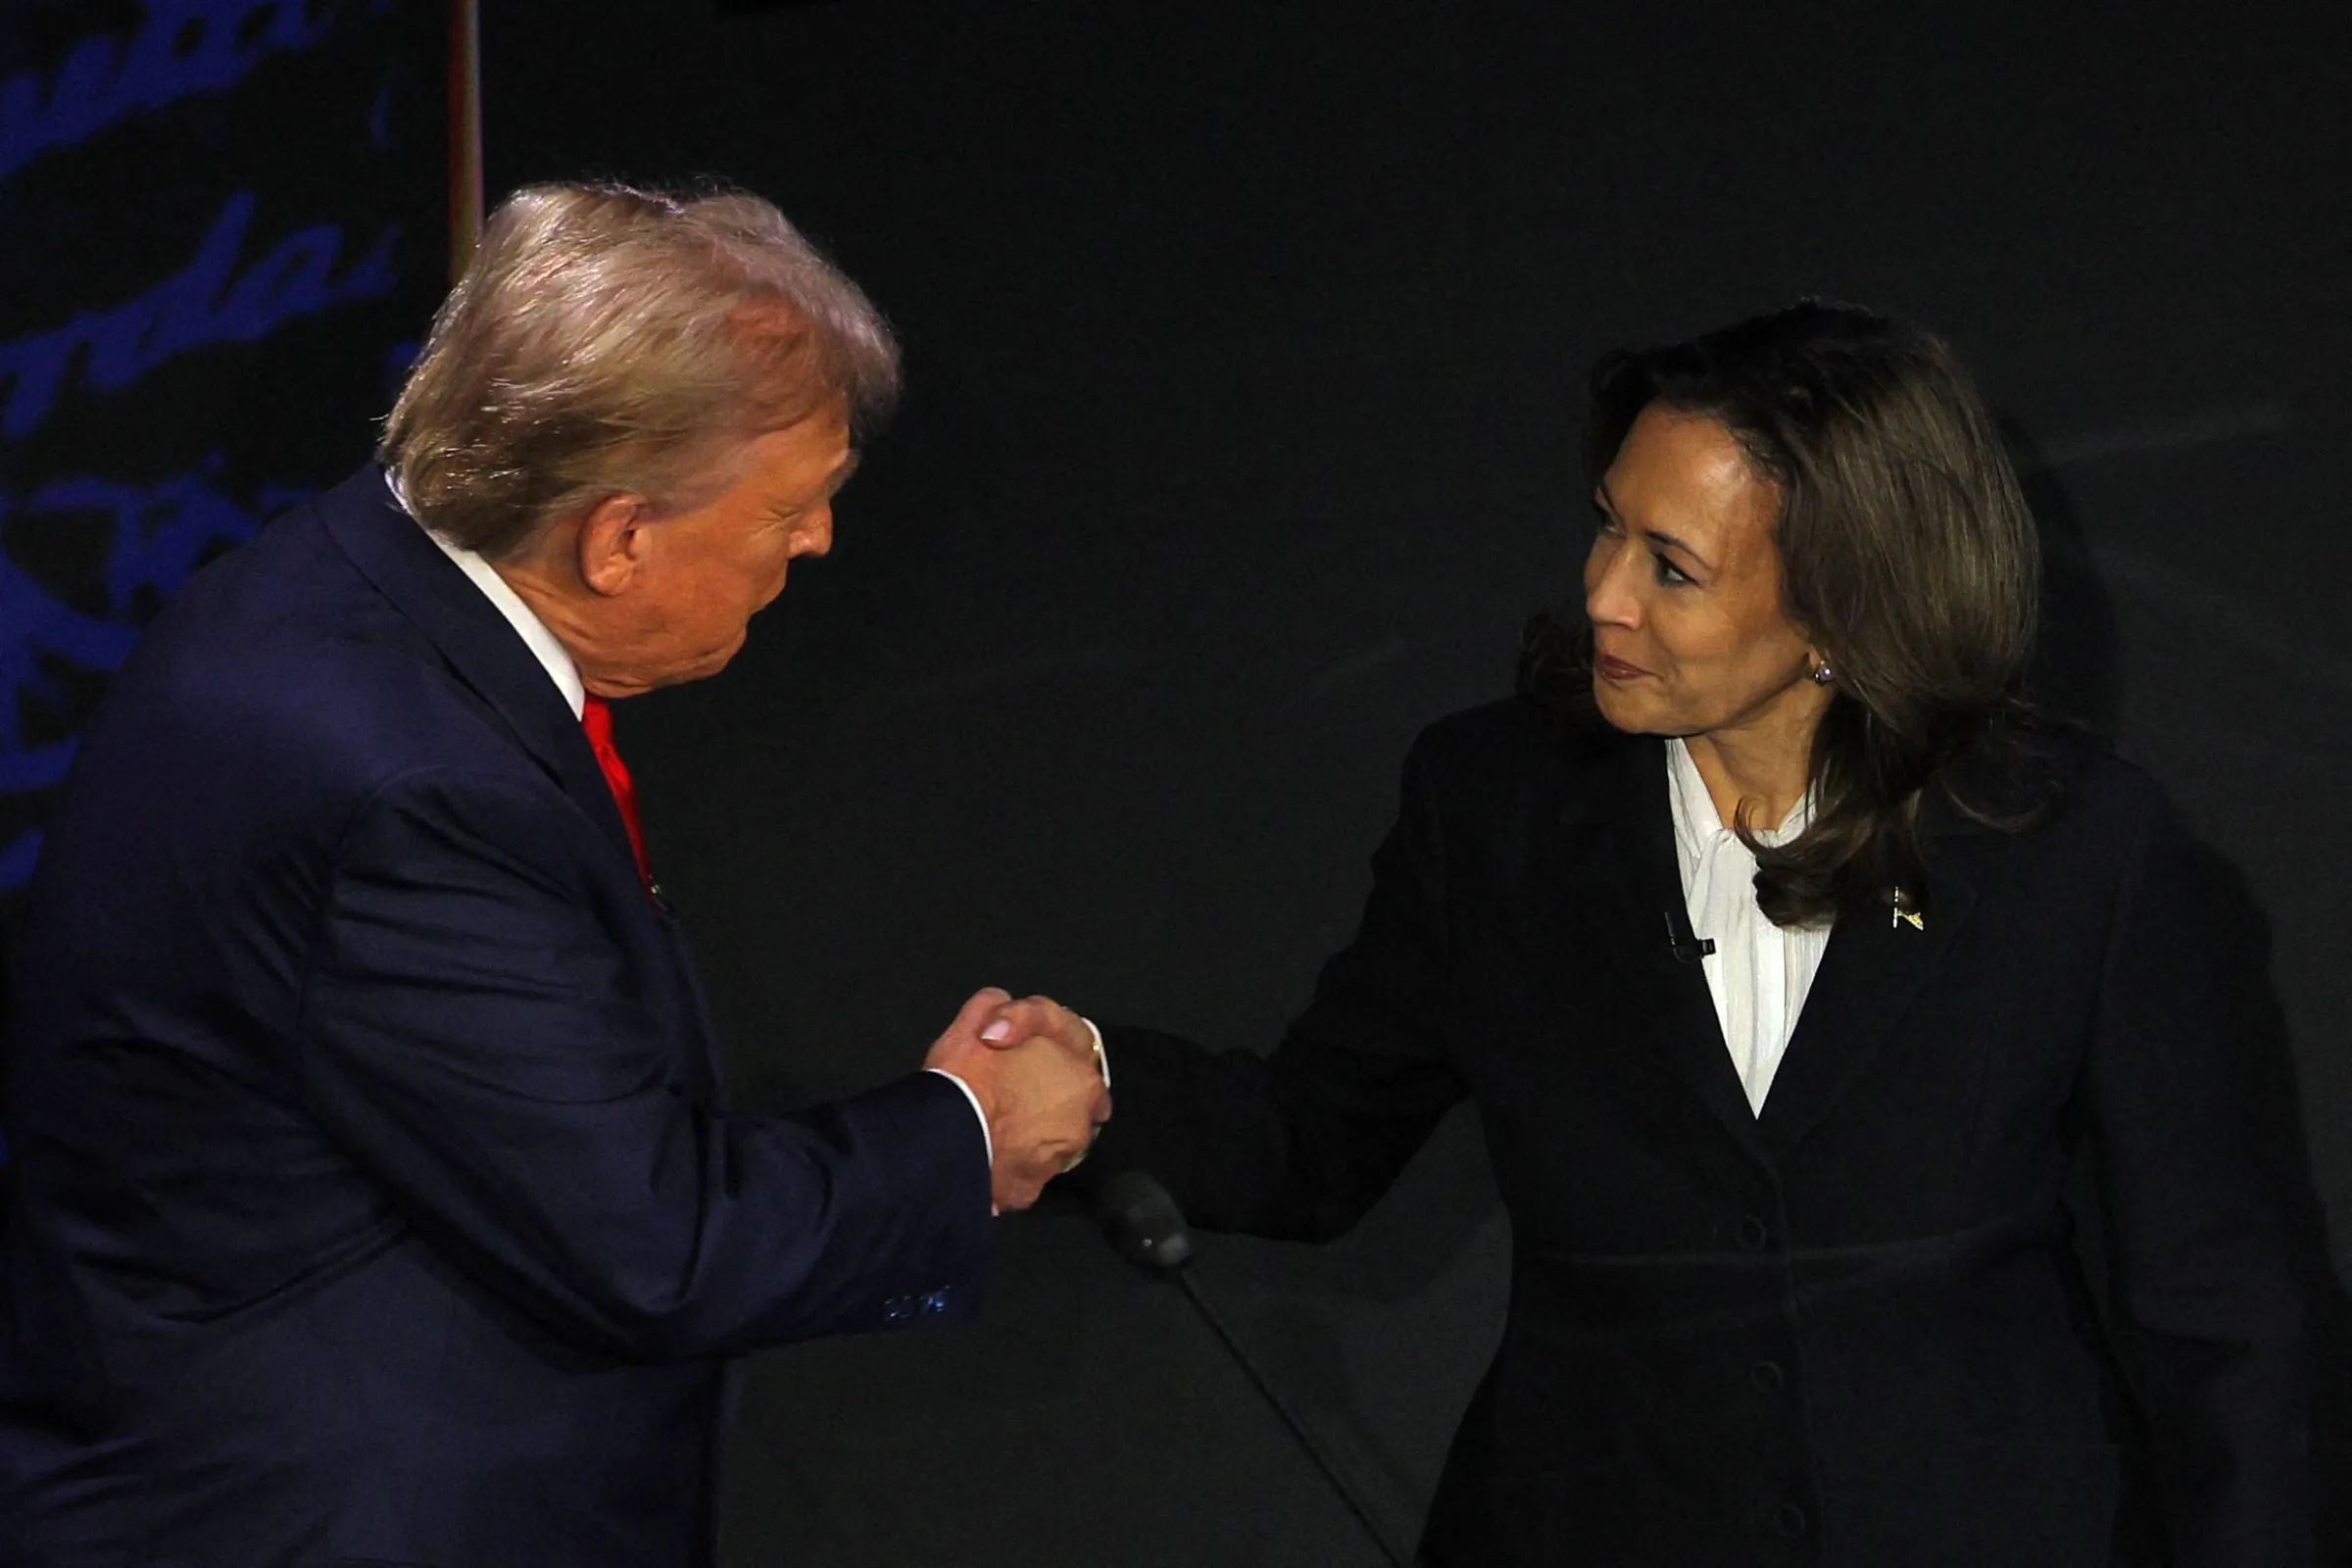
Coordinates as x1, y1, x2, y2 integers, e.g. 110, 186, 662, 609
1, 0, 444, 899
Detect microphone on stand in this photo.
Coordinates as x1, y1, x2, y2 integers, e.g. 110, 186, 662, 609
1094, 1171, 1410, 1568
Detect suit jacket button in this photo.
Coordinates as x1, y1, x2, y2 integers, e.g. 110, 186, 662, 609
1737, 1214, 1770, 1250
1749, 1359, 1785, 1393
921, 1289, 951, 1315
883, 1295, 912, 1323
1772, 1502, 1809, 1538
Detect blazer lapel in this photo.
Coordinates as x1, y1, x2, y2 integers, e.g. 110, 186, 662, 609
1543, 731, 1773, 1163
315, 467, 640, 872
1754, 799, 1988, 1158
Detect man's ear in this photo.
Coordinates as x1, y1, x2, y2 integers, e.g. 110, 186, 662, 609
575, 493, 651, 598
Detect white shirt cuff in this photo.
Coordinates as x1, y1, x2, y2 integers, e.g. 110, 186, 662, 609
1082, 1015, 1110, 1091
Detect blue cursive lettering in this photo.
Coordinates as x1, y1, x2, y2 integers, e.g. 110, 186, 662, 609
0, 0, 346, 181
0, 192, 399, 439
1, 462, 297, 888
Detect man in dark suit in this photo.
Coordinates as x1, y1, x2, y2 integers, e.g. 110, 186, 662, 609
0, 181, 1110, 1566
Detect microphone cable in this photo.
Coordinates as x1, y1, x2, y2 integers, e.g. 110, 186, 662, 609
1094, 1169, 1411, 1568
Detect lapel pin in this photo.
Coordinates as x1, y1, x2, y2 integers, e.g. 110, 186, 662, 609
1890, 886, 1925, 932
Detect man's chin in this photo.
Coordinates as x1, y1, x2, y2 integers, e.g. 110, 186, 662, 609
686, 634, 750, 681
592, 631, 753, 694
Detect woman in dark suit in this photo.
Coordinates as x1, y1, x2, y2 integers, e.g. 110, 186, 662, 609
1067, 302, 2310, 1565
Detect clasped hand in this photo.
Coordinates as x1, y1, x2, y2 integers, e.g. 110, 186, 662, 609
924, 988, 1111, 1212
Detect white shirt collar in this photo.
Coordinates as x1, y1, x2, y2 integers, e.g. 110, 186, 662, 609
1666, 736, 1812, 864
1663, 736, 1833, 1117
384, 470, 586, 719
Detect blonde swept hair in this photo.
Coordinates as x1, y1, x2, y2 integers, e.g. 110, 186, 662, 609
379, 181, 901, 558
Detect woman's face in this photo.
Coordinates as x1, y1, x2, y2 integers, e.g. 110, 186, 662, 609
1583, 403, 1823, 742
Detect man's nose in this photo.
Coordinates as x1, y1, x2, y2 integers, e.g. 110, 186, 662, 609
797, 505, 835, 559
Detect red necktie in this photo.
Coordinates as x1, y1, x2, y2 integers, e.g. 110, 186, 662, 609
579, 695, 651, 888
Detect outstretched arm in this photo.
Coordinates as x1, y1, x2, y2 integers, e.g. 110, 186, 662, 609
299, 766, 998, 1361
1064, 734, 1470, 1242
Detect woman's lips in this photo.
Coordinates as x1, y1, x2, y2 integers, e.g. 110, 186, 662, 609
1594, 653, 1650, 681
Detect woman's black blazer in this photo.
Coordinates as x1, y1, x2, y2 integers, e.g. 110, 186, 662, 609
1089, 697, 2309, 1567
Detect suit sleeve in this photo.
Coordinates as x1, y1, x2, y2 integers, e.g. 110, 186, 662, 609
2077, 785, 2312, 1564
294, 766, 996, 1362
1079, 732, 1469, 1242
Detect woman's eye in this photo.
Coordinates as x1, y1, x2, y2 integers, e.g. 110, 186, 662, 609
1652, 553, 1691, 586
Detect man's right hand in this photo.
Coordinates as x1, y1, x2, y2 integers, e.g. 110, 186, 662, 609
925, 989, 1110, 1212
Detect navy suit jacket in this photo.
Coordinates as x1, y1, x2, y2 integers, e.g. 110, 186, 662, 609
0, 469, 995, 1566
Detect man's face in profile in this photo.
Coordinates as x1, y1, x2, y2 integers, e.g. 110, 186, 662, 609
580, 404, 858, 694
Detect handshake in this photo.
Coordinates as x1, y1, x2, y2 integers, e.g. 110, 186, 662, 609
924, 988, 1112, 1211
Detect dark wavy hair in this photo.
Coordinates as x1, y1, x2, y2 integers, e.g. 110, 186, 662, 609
1522, 300, 2044, 926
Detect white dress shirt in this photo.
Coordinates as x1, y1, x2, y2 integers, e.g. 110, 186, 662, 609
1665, 738, 1833, 1115
414, 513, 588, 720
381, 472, 1114, 1176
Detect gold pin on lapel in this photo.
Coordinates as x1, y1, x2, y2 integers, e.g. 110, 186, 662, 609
1890, 886, 1925, 932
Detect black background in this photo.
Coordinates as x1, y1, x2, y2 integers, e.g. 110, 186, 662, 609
478, 2, 2352, 1560
7, 1, 2349, 1561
